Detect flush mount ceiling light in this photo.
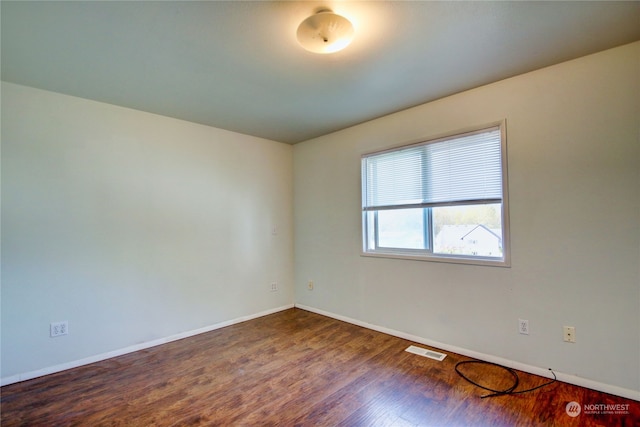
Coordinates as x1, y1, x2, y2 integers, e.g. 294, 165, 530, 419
296, 9, 355, 54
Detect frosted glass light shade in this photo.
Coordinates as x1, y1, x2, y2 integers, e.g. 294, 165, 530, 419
296, 11, 354, 54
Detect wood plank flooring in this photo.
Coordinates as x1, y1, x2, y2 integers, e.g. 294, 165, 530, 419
2, 308, 638, 426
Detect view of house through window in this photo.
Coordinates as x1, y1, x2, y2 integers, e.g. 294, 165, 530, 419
432, 204, 502, 257
361, 123, 509, 266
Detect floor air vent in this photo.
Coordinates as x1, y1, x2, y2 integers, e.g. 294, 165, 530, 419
405, 345, 447, 361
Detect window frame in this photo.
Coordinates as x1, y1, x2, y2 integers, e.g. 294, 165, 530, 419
361, 121, 510, 267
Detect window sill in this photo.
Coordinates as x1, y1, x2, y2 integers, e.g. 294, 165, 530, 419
360, 251, 511, 267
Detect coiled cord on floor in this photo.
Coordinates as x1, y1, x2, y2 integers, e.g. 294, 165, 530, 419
455, 360, 557, 398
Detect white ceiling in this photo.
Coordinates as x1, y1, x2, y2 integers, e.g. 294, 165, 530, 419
2, 1, 639, 144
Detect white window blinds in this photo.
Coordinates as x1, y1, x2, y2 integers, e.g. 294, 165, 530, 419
362, 127, 503, 210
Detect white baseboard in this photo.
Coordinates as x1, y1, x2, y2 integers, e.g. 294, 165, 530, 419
1, 304, 294, 387
294, 303, 640, 402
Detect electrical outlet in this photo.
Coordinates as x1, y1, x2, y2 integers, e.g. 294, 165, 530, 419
307, 280, 314, 290
50, 321, 69, 337
563, 326, 576, 343
518, 319, 529, 335
270, 282, 278, 292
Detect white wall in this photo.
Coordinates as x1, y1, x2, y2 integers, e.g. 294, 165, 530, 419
1, 82, 294, 380
294, 42, 640, 394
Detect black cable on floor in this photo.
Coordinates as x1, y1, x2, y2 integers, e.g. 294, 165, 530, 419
455, 360, 557, 398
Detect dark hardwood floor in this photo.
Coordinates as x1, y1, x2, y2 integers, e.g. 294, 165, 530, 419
2, 308, 638, 426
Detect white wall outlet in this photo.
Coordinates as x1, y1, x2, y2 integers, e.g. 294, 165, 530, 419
307, 280, 314, 290
563, 326, 576, 343
270, 282, 278, 292
518, 319, 529, 335
50, 321, 69, 337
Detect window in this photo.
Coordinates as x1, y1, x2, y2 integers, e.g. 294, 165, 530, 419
361, 122, 509, 266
